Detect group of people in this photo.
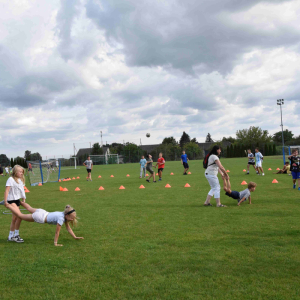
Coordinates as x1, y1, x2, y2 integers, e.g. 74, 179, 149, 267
246, 148, 265, 175
0, 164, 12, 176
3, 165, 83, 245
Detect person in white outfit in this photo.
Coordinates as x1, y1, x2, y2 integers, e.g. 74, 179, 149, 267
204, 145, 228, 207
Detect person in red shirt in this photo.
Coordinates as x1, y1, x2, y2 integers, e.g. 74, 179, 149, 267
155, 152, 165, 181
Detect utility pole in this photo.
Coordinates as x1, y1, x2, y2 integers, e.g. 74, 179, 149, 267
277, 99, 285, 163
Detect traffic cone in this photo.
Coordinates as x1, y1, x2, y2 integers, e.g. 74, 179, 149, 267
77, 176, 80, 179
276, 168, 280, 170
75, 187, 80, 191
139, 185, 145, 189
156, 173, 158, 176
188, 172, 191, 174
25, 189, 30, 193
58, 179, 61, 182
72, 177, 75, 180
59, 186, 64, 191
119, 185, 125, 189
226, 170, 230, 173
241, 181, 247, 185
146, 174, 149, 177
268, 168, 272, 171
165, 184, 171, 188
98, 175, 102, 178
126, 174, 130, 177
63, 179, 66, 181
99, 186, 104, 190
184, 183, 191, 188
272, 179, 278, 183
38, 183, 42, 186
243, 169, 246, 172
110, 175, 114, 178
170, 172, 174, 175
63, 188, 68, 192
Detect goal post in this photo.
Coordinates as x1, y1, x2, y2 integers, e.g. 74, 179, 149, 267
89, 154, 119, 165
283, 146, 300, 164
27, 160, 60, 186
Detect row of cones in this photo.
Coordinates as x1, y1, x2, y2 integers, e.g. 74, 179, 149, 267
241, 179, 278, 185
59, 183, 192, 191
243, 168, 281, 172
107, 172, 192, 178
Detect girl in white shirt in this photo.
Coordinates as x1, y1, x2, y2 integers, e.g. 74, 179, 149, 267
4, 165, 26, 243
5, 202, 84, 247
204, 146, 229, 207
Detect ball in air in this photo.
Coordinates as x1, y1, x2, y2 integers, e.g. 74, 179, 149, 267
146, 133, 150, 138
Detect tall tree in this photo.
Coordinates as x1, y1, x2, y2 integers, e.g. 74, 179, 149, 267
179, 131, 190, 148
205, 133, 214, 142
222, 136, 236, 143
30, 152, 42, 161
162, 137, 177, 145
191, 137, 197, 143
24, 150, 31, 160
236, 126, 272, 145
185, 142, 203, 160
91, 143, 103, 155
273, 129, 294, 143
0, 154, 10, 166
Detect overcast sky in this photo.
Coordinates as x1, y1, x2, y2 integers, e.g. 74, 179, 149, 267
1, 0, 300, 159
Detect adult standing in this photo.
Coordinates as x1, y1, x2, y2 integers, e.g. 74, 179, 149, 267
139, 155, 147, 178
83, 156, 93, 181
204, 145, 228, 207
288, 149, 300, 190
181, 150, 189, 175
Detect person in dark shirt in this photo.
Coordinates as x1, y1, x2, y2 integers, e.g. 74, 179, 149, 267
288, 149, 300, 190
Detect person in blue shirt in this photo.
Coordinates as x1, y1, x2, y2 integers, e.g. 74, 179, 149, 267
181, 150, 189, 175
5, 201, 83, 247
139, 155, 147, 178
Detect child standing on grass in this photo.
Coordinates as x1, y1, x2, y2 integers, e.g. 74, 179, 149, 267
222, 176, 256, 206
4, 165, 26, 243
5, 202, 83, 246
155, 152, 165, 181
5, 166, 9, 176
83, 156, 93, 181
181, 150, 189, 175
288, 149, 300, 190
146, 154, 156, 183
255, 148, 264, 176
139, 155, 147, 178
246, 149, 256, 175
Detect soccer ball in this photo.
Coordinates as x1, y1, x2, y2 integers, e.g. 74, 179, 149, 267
146, 133, 150, 138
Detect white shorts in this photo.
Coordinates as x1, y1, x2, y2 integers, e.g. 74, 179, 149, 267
256, 161, 262, 168
32, 209, 49, 224
205, 173, 221, 199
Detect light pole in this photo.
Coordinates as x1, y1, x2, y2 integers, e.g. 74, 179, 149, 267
277, 99, 285, 163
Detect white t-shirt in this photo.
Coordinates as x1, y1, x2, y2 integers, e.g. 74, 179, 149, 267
6, 177, 26, 200
84, 160, 93, 169
56, 161, 59, 167
5, 167, 9, 173
206, 155, 219, 176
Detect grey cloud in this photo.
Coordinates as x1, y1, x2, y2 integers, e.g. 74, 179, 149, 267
86, 0, 296, 74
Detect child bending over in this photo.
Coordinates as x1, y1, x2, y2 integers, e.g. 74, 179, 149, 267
222, 177, 256, 206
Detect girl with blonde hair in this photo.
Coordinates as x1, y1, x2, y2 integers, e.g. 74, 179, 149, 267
5, 202, 84, 246
4, 165, 26, 243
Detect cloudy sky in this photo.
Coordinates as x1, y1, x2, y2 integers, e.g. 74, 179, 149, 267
1, 0, 300, 159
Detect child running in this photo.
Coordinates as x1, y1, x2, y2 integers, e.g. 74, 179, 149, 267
222, 176, 256, 206
246, 149, 255, 175
5, 202, 83, 246
255, 148, 264, 175
155, 152, 165, 181
83, 156, 93, 181
181, 150, 189, 175
4, 165, 26, 243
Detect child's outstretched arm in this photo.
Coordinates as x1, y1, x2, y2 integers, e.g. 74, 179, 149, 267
248, 196, 251, 204
237, 198, 246, 206
65, 222, 84, 240
54, 224, 63, 246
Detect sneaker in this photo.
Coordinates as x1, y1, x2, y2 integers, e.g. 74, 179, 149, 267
153, 181, 157, 183
146, 179, 150, 183
14, 235, 24, 243
7, 236, 17, 242
262, 173, 265, 176
158, 178, 162, 181
183, 173, 187, 175
298, 187, 300, 191
246, 173, 249, 175
293, 184, 296, 189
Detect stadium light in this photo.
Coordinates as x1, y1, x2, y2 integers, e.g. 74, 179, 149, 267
277, 99, 284, 147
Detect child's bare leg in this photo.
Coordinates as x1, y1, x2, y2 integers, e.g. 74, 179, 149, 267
204, 194, 212, 205
20, 202, 37, 213
222, 176, 229, 192
247, 164, 250, 171
7, 204, 34, 222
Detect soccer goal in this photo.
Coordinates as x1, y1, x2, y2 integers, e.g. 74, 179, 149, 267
90, 154, 119, 165
27, 160, 61, 186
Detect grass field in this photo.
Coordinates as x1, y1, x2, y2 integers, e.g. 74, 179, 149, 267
1, 156, 300, 300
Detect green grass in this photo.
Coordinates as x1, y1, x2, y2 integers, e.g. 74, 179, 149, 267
1, 156, 300, 300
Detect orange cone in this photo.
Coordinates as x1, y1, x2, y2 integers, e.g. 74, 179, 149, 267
139, 185, 145, 189
25, 189, 30, 193
98, 175, 102, 178
72, 177, 75, 180
119, 185, 125, 189
126, 174, 130, 177
75, 187, 80, 191
63, 188, 68, 192
110, 175, 114, 178
272, 179, 278, 183
268, 168, 272, 171
226, 170, 230, 173
58, 179, 61, 182
59, 186, 64, 191
243, 169, 246, 172
99, 186, 104, 190
276, 168, 280, 170
77, 176, 80, 179
156, 173, 158, 176
165, 184, 171, 188
146, 174, 149, 177
188, 172, 191, 174
184, 183, 191, 188
38, 183, 42, 186
170, 172, 174, 175
63, 179, 66, 181
241, 181, 247, 185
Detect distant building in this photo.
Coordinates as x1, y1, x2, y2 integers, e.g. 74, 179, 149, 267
76, 146, 109, 158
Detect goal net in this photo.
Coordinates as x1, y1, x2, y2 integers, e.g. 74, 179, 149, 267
90, 154, 119, 165
27, 160, 60, 186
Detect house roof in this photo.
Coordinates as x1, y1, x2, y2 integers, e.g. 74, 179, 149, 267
76, 147, 109, 157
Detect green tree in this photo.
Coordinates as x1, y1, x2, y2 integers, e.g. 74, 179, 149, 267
273, 129, 294, 143
30, 152, 42, 161
222, 136, 236, 143
0, 154, 10, 166
91, 143, 103, 155
162, 137, 177, 145
185, 142, 203, 160
10, 158, 14, 167
273, 144, 276, 155
229, 144, 234, 158
236, 126, 272, 145
226, 145, 231, 158
24, 150, 31, 160
191, 138, 197, 143
179, 131, 191, 148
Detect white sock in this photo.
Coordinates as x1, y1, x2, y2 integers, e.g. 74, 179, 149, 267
9, 231, 14, 238
14, 230, 19, 236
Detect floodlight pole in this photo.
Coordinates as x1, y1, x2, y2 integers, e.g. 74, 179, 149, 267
277, 99, 285, 163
